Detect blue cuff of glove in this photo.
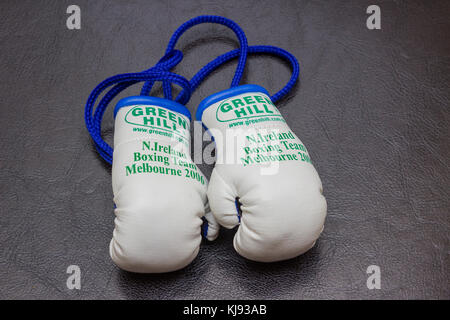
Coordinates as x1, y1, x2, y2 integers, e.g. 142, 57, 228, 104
195, 84, 270, 121
114, 96, 192, 121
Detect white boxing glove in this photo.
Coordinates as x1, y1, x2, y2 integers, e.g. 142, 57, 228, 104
197, 85, 327, 262
110, 96, 218, 273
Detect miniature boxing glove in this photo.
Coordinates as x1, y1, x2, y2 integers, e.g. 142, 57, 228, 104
197, 85, 326, 262
110, 96, 218, 273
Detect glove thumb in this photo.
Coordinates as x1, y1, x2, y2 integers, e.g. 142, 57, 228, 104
202, 203, 219, 241
207, 169, 240, 229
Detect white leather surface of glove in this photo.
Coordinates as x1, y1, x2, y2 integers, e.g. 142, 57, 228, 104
110, 96, 218, 273
197, 85, 327, 262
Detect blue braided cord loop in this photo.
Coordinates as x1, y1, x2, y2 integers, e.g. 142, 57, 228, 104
166, 16, 248, 88
85, 69, 192, 164
190, 45, 300, 103
141, 15, 248, 98
85, 18, 299, 166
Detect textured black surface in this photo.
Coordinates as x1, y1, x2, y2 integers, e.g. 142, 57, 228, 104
0, 0, 449, 299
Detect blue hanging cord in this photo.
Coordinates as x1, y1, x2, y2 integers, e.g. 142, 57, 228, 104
159, 45, 300, 106
85, 16, 300, 166
190, 45, 300, 103
141, 15, 249, 98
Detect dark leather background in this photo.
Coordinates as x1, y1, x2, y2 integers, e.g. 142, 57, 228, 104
0, 0, 448, 299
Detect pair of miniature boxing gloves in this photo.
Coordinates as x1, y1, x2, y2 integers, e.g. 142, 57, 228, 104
109, 83, 327, 273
